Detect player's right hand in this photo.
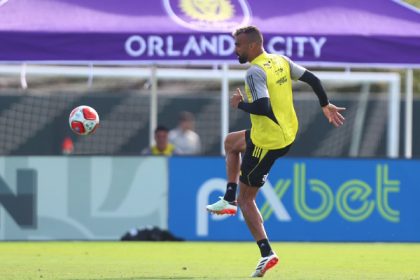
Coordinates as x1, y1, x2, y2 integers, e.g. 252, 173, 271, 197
230, 88, 244, 108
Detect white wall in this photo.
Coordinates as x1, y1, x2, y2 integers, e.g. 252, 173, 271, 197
0, 156, 168, 240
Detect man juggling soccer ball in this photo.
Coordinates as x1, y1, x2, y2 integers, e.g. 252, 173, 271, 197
206, 25, 345, 277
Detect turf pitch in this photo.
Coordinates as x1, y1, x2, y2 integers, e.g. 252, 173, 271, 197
0, 242, 419, 279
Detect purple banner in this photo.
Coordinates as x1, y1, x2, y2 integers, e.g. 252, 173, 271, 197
0, 0, 419, 66
1, 32, 419, 66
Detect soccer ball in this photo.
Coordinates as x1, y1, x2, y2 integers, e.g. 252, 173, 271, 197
69, 105, 100, 135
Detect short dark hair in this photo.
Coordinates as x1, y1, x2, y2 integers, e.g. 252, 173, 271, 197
233, 25, 263, 44
155, 125, 169, 134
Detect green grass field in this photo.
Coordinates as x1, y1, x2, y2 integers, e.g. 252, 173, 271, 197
0, 242, 419, 280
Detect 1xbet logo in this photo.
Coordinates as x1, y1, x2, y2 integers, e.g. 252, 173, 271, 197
196, 164, 399, 236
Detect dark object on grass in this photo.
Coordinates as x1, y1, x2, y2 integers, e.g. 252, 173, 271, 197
121, 226, 184, 241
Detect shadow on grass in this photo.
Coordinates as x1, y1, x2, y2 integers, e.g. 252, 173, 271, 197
71, 277, 247, 279
69, 278, 194, 280
79, 278, 195, 280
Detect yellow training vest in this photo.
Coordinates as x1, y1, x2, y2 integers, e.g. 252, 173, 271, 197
245, 52, 298, 149
151, 143, 176, 155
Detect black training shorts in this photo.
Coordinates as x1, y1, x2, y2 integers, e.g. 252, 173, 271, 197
239, 130, 292, 187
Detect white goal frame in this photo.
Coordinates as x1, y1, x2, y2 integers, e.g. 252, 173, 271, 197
0, 64, 403, 157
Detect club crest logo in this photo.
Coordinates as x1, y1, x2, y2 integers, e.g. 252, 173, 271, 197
163, 0, 251, 31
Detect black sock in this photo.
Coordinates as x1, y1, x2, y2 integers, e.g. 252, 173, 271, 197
223, 182, 237, 202
257, 239, 273, 257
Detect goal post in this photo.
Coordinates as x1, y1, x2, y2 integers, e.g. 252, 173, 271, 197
314, 71, 401, 158
0, 64, 402, 158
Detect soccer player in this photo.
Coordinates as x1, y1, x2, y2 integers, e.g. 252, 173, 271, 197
206, 26, 345, 277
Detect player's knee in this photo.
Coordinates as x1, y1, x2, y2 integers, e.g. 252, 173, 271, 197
224, 138, 231, 152
224, 133, 235, 152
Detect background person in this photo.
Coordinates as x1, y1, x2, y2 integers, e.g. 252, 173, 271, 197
169, 111, 201, 155
142, 125, 180, 156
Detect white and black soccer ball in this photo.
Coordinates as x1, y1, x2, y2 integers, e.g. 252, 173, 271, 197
69, 105, 100, 136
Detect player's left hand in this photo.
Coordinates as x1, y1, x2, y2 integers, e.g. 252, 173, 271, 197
322, 103, 346, 127
230, 88, 244, 108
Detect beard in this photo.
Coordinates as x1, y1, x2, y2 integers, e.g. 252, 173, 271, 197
237, 54, 248, 64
